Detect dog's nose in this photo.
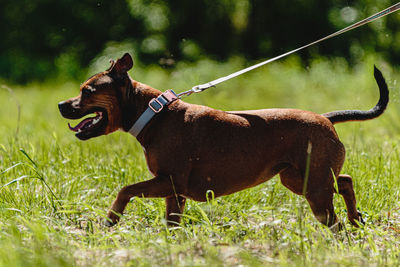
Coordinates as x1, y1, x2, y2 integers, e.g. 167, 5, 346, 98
58, 100, 81, 119
58, 101, 68, 113
58, 101, 75, 116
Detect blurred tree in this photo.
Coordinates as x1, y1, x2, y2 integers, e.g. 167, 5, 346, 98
0, 0, 143, 82
0, 0, 398, 84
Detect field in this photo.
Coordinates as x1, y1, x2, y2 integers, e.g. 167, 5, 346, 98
1, 56, 400, 266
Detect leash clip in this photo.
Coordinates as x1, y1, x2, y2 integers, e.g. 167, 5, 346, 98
193, 83, 215, 92
177, 89, 194, 98
191, 85, 203, 93
177, 83, 215, 99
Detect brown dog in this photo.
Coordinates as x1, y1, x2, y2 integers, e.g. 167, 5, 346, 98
58, 53, 389, 227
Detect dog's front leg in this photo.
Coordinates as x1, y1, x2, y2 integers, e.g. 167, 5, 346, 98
165, 195, 186, 226
106, 175, 175, 226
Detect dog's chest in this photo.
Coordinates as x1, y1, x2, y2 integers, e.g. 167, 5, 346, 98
141, 145, 157, 176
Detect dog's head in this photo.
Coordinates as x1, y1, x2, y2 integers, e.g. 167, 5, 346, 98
58, 53, 133, 140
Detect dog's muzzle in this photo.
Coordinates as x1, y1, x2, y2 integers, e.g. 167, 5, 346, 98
58, 101, 80, 119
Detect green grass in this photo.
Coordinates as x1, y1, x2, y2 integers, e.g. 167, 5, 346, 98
1, 56, 400, 266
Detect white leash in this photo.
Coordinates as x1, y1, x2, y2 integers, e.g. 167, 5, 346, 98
178, 2, 400, 98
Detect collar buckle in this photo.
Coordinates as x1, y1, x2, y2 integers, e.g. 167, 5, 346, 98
148, 98, 164, 113
129, 89, 178, 137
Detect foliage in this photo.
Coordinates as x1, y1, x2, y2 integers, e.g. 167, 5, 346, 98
1, 0, 399, 83
0, 58, 400, 266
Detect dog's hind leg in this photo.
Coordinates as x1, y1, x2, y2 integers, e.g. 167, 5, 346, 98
337, 174, 363, 226
165, 195, 186, 226
305, 188, 337, 227
281, 166, 338, 227
106, 175, 175, 226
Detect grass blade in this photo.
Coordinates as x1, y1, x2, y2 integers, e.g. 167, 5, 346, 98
1, 175, 30, 188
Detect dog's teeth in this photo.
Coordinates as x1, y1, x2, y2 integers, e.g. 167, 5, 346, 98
91, 112, 103, 125
92, 117, 100, 124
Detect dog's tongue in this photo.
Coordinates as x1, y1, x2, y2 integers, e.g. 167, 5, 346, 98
68, 113, 100, 132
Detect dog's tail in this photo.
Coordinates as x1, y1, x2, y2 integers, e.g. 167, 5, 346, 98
323, 66, 389, 124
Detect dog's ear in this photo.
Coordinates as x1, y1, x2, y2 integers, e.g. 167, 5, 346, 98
110, 53, 133, 74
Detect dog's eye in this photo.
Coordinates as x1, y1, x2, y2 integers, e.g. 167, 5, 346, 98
82, 88, 92, 97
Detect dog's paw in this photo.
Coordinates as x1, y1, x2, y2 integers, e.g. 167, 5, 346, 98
105, 210, 122, 227
104, 218, 117, 227
358, 211, 365, 225
330, 222, 342, 232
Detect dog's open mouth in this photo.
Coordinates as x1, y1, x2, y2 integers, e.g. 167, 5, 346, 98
68, 111, 103, 133
68, 110, 108, 140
